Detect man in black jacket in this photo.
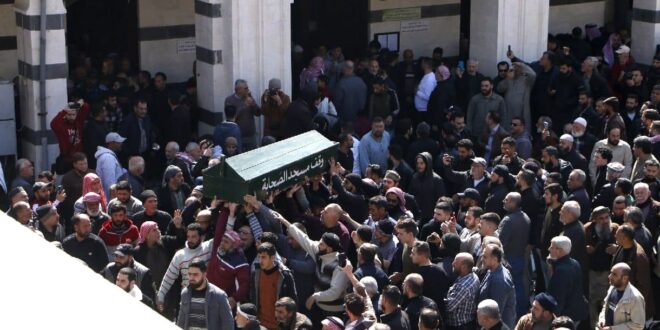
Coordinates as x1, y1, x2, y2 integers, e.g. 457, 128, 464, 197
102, 243, 155, 300
559, 201, 588, 289
440, 156, 490, 203
402, 273, 438, 330
567, 169, 592, 223
592, 162, 625, 208
380, 285, 412, 330
558, 134, 588, 174
283, 89, 315, 138
491, 137, 525, 175
541, 146, 573, 192
250, 242, 297, 330
547, 236, 588, 324
408, 152, 446, 223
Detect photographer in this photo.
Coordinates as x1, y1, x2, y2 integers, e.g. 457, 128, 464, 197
261, 78, 291, 140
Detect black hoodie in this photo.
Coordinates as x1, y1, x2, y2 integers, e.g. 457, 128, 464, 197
407, 152, 446, 223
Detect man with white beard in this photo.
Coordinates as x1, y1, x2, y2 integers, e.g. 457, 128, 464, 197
583, 206, 620, 329
81, 192, 110, 234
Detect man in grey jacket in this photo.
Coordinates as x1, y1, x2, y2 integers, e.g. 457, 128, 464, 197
496, 60, 536, 132
499, 192, 531, 319
333, 61, 367, 123
177, 259, 234, 330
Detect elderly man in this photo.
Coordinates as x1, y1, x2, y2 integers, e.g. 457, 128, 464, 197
157, 165, 191, 216
118, 156, 145, 198
593, 162, 626, 209
478, 244, 516, 328
572, 117, 598, 158
476, 299, 507, 330
497, 60, 536, 132
589, 127, 633, 183
584, 207, 620, 328
164, 142, 194, 187
547, 236, 588, 325
567, 169, 592, 223
559, 134, 588, 173
598, 263, 646, 330
515, 293, 557, 330
440, 156, 490, 203
499, 192, 531, 318
581, 56, 611, 98
225, 79, 261, 151
333, 60, 367, 123
559, 201, 588, 288
633, 182, 660, 240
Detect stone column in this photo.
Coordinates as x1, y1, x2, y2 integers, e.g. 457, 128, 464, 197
631, 0, 660, 66
469, 0, 549, 78
0, 2, 18, 80
196, 0, 294, 139
14, 0, 68, 172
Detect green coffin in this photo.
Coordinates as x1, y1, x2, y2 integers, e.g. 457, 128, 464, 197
203, 131, 338, 202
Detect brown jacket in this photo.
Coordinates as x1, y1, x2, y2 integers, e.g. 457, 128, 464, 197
514, 313, 554, 330
261, 92, 291, 139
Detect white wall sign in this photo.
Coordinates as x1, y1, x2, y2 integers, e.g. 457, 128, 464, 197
176, 38, 196, 54
401, 20, 430, 33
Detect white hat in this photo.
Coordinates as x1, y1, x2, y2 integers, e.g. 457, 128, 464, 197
607, 162, 625, 173
615, 45, 631, 54
573, 117, 587, 128
560, 134, 574, 143
105, 132, 126, 144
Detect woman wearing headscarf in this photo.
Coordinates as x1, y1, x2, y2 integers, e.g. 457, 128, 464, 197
73, 173, 108, 215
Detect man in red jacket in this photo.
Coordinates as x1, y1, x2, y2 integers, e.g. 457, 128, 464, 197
50, 100, 90, 173
206, 202, 250, 309
99, 203, 139, 258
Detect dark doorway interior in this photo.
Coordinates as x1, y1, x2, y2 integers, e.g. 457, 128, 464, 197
65, 0, 139, 70
459, 0, 471, 60
291, 0, 369, 60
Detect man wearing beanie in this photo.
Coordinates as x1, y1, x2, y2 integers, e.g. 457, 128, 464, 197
207, 229, 250, 309
277, 214, 350, 323
36, 204, 65, 242
261, 78, 291, 140
515, 293, 557, 330
132, 190, 172, 233
157, 165, 191, 216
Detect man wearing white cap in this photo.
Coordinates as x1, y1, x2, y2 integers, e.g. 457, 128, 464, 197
571, 117, 597, 157
96, 132, 128, 198
559, 134, 588, 173
589, 127, 633, 186
609, 45, 636, 87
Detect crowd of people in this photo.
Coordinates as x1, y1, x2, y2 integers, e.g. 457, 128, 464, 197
4, 21, 660, 330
